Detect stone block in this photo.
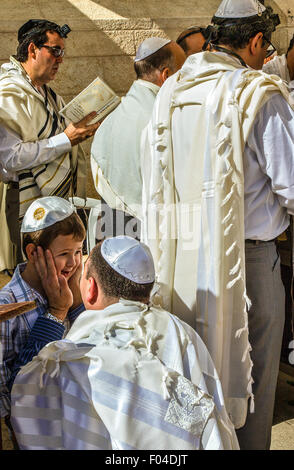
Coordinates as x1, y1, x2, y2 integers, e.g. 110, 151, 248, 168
101, 55, 136, 94
53, 57, 106, 97
0, 33, 18, 61
67, 30, 136, 57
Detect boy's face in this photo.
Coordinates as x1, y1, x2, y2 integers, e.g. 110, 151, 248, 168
47, 234, 83, 280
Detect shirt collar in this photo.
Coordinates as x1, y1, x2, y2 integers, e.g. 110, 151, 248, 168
12, 262, 48, 305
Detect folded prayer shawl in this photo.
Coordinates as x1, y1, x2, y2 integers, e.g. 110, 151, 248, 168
11, 300, 239, 450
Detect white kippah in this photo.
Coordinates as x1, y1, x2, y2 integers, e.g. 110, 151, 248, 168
214, 0, 265, 19
101, 236, 155, 284
134, 37, 171, 62
21, 196, 75, 233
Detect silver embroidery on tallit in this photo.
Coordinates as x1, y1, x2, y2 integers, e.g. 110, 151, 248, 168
164, 375, 215, 438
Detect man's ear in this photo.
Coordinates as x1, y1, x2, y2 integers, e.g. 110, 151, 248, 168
25, 243, 37, 262
160, 67, 170, 84
249, 32, 264, 56
86, 276, 99, 305
27, 41, 38, 60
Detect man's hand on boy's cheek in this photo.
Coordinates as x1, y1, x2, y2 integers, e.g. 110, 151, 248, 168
68, 252, 83, 310
34, 246, 74, 321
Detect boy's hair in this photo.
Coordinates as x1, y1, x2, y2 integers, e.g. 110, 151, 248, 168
86, 242, 154, 303
22, 212, 86, 255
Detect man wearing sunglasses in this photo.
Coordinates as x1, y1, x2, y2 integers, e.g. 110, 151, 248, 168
141, 0, 294, 450
0, 19, 99, 266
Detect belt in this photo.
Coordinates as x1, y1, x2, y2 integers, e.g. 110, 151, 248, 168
245, 238, 276, 245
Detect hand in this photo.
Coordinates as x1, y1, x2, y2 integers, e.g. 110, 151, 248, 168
67, 251, 83, 310
64, 112, 101, 146
33, 246, 73, 321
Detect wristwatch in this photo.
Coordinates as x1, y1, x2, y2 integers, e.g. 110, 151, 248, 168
45, 311, 64, 325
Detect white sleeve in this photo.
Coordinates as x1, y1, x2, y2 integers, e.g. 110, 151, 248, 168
247, 92, 294, 215
0, 124, 71, 174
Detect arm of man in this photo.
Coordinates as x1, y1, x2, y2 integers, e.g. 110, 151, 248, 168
0, 112, 99, 179
246, 92, 294, 215
0, 124, 71, 177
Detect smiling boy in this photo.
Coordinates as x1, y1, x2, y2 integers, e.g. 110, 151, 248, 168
0, 196, 86, 422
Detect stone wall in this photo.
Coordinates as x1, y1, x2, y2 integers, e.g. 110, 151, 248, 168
0, 0, 293, 197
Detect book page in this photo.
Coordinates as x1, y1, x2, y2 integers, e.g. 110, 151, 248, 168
60, 76, 121, 124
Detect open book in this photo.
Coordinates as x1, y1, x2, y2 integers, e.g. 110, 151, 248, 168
60, 76, 121, 124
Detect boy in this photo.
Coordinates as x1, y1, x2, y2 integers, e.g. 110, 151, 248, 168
0, 196, 86, 422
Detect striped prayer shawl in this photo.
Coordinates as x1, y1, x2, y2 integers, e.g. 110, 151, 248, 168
0, 56, 86, 220
11, 300, 239, 450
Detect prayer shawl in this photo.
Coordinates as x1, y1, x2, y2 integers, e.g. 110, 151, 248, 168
91, 79, 159, 219
0, 182, 15, 270
0, 57, 86, 219
141, 51, 293, 428
263, 54, 294, 95
11, 300, 239, 450
263, 54, 290, 82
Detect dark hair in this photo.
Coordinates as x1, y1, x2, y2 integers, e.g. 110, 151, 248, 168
15, 21, 63, 62
86, 242, 154, 303
22, 212, 86, 256
176, 26, 209, 54
134, 43, 176, 82
287, 34, 294, 56
207, 6, 279, 50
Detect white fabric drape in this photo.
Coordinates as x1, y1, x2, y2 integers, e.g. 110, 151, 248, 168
0, 182, 15, 270
91, 79, 159, 219
141, 51, 293, 428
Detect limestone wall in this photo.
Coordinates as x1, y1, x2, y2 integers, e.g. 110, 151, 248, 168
0, 0, 293, 197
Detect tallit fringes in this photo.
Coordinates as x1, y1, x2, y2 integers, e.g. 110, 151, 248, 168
39, 359, 48, 389
222, 207, 234, 225
225, 241, 237, 257
229, 258, 241, 276
221, 183, 237, 207
226, 271, 242, 290
224, 223, 234, 237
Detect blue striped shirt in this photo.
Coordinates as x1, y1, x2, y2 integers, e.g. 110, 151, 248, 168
0, 263, 84, 417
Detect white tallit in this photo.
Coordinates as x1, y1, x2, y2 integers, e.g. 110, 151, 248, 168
141, 51, 293, 428
11, 300, 239, 450
263, 54, 290, 82
0, 182, 15, 270
91, 79, 159, 219
0, 57, 87, 219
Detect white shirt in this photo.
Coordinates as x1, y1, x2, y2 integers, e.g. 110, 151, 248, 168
0, 125, 71, 182
244, 92, 294, 239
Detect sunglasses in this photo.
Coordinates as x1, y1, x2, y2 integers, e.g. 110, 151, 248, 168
39, 45, 65, 58
263, 37, 276, 59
